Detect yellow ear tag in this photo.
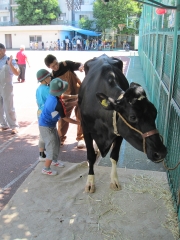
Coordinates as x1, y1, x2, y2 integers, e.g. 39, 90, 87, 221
101, 99, 108, 107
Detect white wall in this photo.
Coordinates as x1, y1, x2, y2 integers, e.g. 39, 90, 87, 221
0, 30, 60, 49
0, 26, 67, 48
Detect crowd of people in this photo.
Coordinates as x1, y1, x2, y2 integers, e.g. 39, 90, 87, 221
0, 42, 86, 176
29, 38, 117, 51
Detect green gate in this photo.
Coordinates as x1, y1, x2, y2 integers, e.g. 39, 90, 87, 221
138, 0, 180, 227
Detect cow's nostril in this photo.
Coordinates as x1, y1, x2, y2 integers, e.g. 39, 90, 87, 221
154, 152, 161, 159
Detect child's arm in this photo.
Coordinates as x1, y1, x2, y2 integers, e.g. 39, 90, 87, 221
61, 94, 78, 99
55, 99, 80, 125
63, 117, 80, 125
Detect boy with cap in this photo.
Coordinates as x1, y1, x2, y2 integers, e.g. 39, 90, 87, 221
36, 69, 51, 161
39, 78, 79, 176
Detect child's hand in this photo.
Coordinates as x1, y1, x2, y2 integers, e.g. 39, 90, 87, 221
79, 64, 84, 72
7, 56, 13, 65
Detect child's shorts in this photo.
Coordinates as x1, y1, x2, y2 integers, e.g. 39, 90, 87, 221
39, 126, 60, 160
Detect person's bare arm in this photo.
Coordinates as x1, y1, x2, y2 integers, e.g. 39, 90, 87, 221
61, 94, 78, 99
78, 64, 84, 72
76, 77, 82, 86
7, 56, 20, 76
25, 57, 30, 67
63, 117, 80, 125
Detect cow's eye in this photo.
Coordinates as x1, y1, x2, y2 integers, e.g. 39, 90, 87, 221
129, 115, 138, 122
108, 78, 114, 83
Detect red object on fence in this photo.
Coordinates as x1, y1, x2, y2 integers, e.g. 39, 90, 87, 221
155, 8, 167, 15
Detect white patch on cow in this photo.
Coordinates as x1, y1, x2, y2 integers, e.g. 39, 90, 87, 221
137, 95, 146, 100
85, 175, 95, 193
118, 94, 124, 100
113, 111, 120, 136
110, 158, 119, 185
86, 175, 95, 185
110, 72, 115, 78
93, 140, 99, 154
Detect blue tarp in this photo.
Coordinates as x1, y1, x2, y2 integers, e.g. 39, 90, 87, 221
73, 28, 101, 36
60, 25, 101, 36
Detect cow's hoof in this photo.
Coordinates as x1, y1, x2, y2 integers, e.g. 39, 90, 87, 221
110, 183, 122, 191
85, 185, 95, 193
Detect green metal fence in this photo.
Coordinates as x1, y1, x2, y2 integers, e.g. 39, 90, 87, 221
138, 0, 180, 226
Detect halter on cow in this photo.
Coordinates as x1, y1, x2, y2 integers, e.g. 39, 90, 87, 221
78, 54, 167, 193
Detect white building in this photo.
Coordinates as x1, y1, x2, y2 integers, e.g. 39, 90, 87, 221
0, 0, 96, 49
58, 0, 94, 27
0, 0, 95, 26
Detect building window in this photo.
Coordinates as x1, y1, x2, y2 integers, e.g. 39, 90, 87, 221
82, 0, 90, 4
79, 15, 88, 20
3, 16, 8, 22
59, 13, 66, 21
0, 0, 9, 4
29, 35, 42, 42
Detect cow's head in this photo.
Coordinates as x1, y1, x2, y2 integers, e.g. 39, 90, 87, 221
96, 82, 167, 162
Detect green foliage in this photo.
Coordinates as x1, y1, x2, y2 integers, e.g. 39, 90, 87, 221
79, 17, 94, 30
93, 0, 142, 34
15, 0, 61, 25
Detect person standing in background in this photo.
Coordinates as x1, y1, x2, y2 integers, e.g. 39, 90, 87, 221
46, 41, 49, 50
29, 41, 33, 50
65, 38, 69, 50
76, 38, 81, 51
0, 43, 19, 134
85, 39, 89, 50
35, 42, 38, 50
16, 45, 30, 83
57, 39, 60, 50
42, 41, 44, 50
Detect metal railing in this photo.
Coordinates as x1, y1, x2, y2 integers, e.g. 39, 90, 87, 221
138, 0, 180, 229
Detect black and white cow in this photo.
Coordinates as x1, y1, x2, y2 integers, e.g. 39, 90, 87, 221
78, 54, 167, 193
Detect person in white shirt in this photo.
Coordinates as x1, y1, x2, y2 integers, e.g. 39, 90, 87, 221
76, 38, 81, 51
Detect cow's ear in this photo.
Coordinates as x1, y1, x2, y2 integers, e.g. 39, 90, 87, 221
130, 82, 141, 88
96, 93, 115, 110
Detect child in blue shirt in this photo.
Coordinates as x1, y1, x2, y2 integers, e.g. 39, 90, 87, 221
39, 78, 79, 176
36, 69, 53, 161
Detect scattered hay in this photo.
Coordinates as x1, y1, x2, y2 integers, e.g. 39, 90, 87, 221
125, 174, 179, 239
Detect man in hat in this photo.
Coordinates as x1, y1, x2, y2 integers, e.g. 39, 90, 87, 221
39, 78, 80, 176
0, 43, 20, 134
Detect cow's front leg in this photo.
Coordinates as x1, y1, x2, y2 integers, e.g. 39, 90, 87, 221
84, 133, 96, 193
85, 175, 95, 193
110, 158, 121, 190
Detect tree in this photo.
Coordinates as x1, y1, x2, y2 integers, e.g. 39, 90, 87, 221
93, 0, 142, 35
79, 17, 94, 30
15, 0, 61, 25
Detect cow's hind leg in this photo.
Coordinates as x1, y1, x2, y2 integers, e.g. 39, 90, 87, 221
84, 133, 96, 193
110, 136, 123, 191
